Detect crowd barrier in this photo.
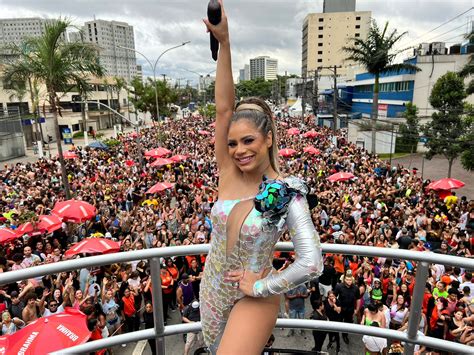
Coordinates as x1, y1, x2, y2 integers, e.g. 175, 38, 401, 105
0, 243, 473, 355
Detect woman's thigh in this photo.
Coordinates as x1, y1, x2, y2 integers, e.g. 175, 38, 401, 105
217, 294, 280, 355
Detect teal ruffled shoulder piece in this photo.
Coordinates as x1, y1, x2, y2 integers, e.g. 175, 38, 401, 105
254, 175, 308, 231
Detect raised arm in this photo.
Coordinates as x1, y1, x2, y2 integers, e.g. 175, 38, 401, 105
253, 194, 323, 297
203, 0, 235, 171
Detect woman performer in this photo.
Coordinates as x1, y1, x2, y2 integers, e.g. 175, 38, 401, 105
201, 2, 323, 354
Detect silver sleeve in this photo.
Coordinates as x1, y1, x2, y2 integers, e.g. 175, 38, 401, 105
252, 194, 323, 297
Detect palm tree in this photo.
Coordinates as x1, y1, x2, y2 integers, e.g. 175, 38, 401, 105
343, 20, 419, 154
4, 19, 104, 199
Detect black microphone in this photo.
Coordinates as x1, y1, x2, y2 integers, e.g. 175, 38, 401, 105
207, 0, 222, 61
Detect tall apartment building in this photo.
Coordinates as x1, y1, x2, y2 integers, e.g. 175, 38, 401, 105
239, 64, 250, 82
301, 0, 371, 79
81, 19, 137, 82
0, 18, 62, 47
250, 56, 278, 81
323, 0, 356, 13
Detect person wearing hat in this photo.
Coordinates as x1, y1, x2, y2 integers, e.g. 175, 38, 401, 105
182, 300, 204, 355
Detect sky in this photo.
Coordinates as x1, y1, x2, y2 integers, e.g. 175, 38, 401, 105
0, 0, 473, 86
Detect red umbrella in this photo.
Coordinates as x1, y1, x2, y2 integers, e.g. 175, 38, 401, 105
144, 147, 172, 158
1, 308, 90, 354
170, 155, 188, 163
327, 172, 355, 182
0, 228, 20, 244
15, 222, 43, 237
428, 178, 465, 191
60, 151, 78, 159
198, 130, 211, 136
37, 215, 63, 234
146, 182, 175, 194
287, 128, 300, 136
65, 238, 120, 258
303, 146, 321, 155
303, 130, 319, 138
278, 148, 297, 157
52, 200, 96, 223
125, 159, 135, 167
150, 158, 174, 167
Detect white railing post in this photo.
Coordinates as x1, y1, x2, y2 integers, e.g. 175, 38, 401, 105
150, 257, 166, 355
404, 261, 430, 355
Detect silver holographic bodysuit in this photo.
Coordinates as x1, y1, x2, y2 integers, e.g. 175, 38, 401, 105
200, 176, 323, 353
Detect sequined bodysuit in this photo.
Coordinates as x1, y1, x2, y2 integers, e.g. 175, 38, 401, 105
200, 177, 323, 352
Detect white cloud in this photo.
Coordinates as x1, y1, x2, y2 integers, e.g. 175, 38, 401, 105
1, 0, 472, 84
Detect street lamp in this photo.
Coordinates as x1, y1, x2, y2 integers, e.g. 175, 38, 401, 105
118, 41, 190, 120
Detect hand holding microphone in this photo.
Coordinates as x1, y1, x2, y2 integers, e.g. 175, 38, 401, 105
207, 0, 221, 61
203, 0, 228, 61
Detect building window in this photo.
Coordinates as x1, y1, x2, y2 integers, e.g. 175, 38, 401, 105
355, 25, 360, 29
355, 33, 360, 37
318, 43, 323, 47
356, 16, 361, 20
318, 26, 323, 30
317, 59, 323, 63
318, 34, 323, 38
319, 18, 324, 22
318, 51, 323, 54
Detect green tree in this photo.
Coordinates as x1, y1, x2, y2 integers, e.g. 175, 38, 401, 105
423, 72, 468, 177
4, 19, 104, 198
199, 103, 216, 119
396, 102, 419, 153
459, 30, 473, 95
460, 105, 474, 171
343, 20, 419, 153
129, 78, 177, 120
236, 77, 273, 99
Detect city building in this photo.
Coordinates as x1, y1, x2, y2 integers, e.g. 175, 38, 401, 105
301, 1, 371, 79
0, 18, 63, 46
239, 64, 250, 82
250, 56, 278, 81
136, 64, 143, 81
345, 42, 473, 153
199, 75, 215, 92
323, 0, 356, 13
0, 18, 67, 63
81, 19, 137, 82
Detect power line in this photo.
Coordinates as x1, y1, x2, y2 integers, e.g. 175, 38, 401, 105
410, 7, 473, 43
423, 23, 470, 44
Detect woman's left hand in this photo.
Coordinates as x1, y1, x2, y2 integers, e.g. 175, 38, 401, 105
225, 269, 268, 297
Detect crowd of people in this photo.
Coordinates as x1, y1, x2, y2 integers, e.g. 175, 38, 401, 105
0, 111, 473, 354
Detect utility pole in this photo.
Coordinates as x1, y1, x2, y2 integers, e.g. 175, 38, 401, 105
302, 74, 307, 118
389, 122, 394, 165
311, 69, 319, 118
333, 65, 338, 130
319, 65, 341, 130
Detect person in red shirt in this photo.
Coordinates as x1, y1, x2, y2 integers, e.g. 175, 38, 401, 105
122, 287, 139, 333
161, 265, 175, 323
87, 318, 106, 355
165, 258, 179, 310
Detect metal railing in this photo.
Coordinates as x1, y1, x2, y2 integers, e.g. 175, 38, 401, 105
0, 244, 473, 355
